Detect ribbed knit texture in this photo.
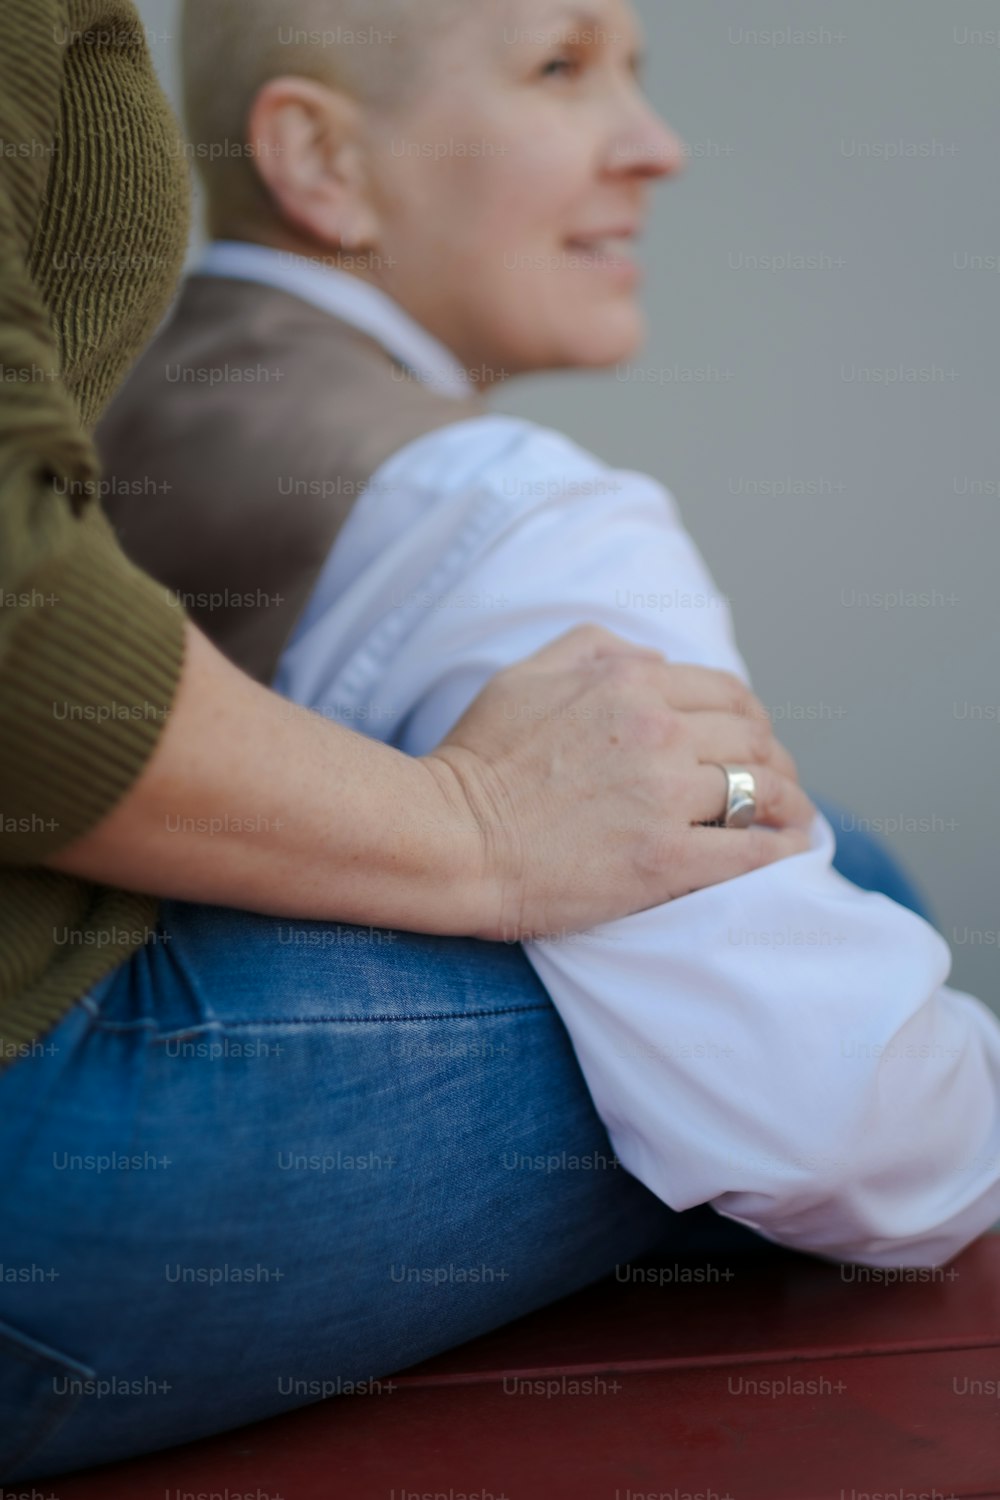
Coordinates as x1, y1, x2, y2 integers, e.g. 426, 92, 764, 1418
0, 0, 191, 1060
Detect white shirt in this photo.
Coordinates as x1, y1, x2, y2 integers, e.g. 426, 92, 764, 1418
200, 242, 1000, 1267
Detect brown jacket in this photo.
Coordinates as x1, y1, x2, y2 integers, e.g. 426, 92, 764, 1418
97, 274, 485, 683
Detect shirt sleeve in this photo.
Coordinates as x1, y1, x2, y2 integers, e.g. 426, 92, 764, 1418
283, 419, 1000, 1267
0, 0, 187, 867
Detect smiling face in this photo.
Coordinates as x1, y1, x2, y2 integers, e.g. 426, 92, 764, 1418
354, 0, 685, 376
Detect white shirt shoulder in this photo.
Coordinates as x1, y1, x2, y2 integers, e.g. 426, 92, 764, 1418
276, 412, 747, 731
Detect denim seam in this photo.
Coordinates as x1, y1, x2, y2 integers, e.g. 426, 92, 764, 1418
219, 1004, 553, 1025
0, 1323, 94, 1479
83, 1003, 552, 1042
79, 1014, 158, 1037
82, 1014, 215, 1040
78, 993, 123, 1023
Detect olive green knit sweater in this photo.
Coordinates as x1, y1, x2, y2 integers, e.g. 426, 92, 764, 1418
0, 0, 190, 1061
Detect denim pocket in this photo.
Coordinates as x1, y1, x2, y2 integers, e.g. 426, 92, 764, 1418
0, 1315, 94, 1479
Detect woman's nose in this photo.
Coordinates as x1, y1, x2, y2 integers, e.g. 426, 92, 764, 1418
610, 110, 688, 181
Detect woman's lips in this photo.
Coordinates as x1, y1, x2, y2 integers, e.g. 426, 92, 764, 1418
565, 234, 642, 283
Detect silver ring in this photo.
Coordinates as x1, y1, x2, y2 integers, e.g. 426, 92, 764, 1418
709, 764, 758, 829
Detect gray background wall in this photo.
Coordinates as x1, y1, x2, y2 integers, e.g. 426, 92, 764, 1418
135, 0, 999, 1007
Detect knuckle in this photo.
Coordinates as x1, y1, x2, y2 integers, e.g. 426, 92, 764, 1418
749, 719, 773, 763
753, 768, 780, 820
602, 654, 654, 693
615, 654, 649, 681
633, 706, 684, 751
575, 623, 616, 647
652, 706, 689, 749
719, 671, 752, 716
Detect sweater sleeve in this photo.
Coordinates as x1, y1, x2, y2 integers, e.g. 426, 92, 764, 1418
0, 0, 187, 867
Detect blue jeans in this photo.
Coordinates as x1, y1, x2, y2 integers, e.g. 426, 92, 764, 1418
0, 805, 931, 1481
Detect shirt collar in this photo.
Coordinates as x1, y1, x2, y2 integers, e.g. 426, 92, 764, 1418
196, 239, 473, 401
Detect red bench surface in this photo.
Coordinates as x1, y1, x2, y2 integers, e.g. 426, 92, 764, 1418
12, 1235, 1000, 1500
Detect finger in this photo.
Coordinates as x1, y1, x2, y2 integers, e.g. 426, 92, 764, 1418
683, 763, 755, 826
685, 764, 814, 831
686, 712, 799, 782
644, 662, 770, 724
516, 624, 666, 675
677, 824, 814, 894
748, 766, 816, 832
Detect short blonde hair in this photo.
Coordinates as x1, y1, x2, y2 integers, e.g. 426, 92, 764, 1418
180, 0, 458, 232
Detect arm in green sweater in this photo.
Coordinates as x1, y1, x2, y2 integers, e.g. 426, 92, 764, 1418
0, 0, 187, 866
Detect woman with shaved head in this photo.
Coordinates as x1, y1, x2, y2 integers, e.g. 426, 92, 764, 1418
182, 0, 682, 376
3, 0, 994, 1483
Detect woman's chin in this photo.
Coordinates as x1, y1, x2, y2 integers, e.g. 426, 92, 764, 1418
487, 305, 647, 377
557, 310, 647, 372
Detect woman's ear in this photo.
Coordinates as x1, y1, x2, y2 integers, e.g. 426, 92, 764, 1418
246, 75, 379, 251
